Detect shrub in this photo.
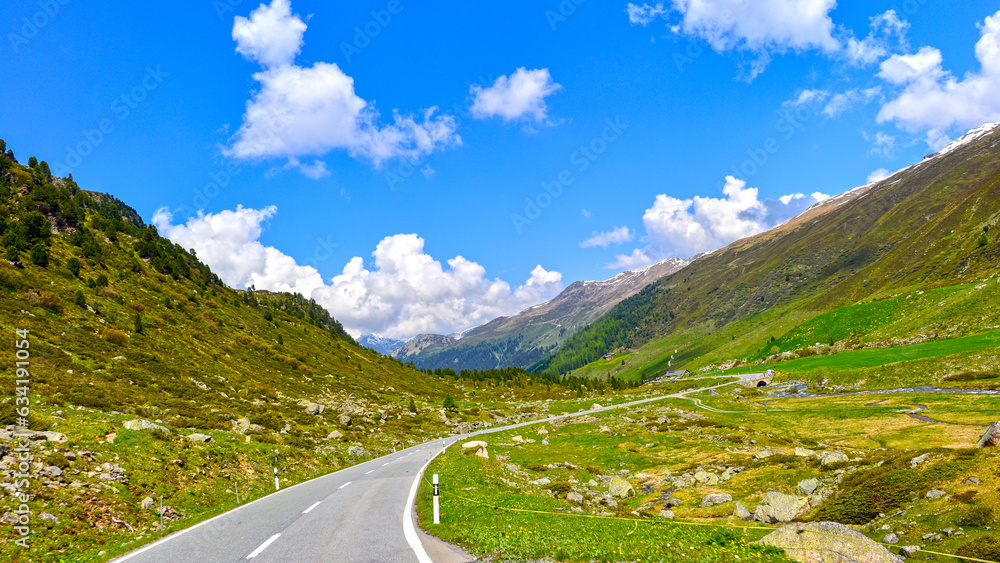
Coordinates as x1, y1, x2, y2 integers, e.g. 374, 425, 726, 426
102, 328, 129, 346
133, 312, 144, 335
0, 267, 22, 289
5, 246, 18, 262
95, 273, 109, 287
74, 290, 86, 308
38, 292, 61, 313
408, 397, 417, 413
956, 537, 1000, 561
443, 394, 457, 411
66, 257, 81, 277
29, 244, 49, 267
960, 504, 995, 527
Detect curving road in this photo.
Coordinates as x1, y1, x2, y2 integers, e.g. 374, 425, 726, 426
111, 374, 756, 563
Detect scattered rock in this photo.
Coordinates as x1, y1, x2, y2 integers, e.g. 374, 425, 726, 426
910, 453, 932, 468
733, 502, 751, 519
761, 522, 904, 563
590, 403, 603, 410
700, 493, 732, 507
899, 546, 921, 558
141, 497, 155, 510
234, 417, 251, 432
537, 427, 548, 435
794, 447, 816, 457
186, 433, 213, 443
964, 477, 981, 484
659, 509, 675, 519
883, 533, 899, 544
694, 470, 719, 485
347, 445, 367, 456
664, 497, 683, 508
462, 441, 488, 459
567, 491, 584, 503
753, 450, 774, 460
42, 466, 62, 478
921, 533, 941, 542
305, 403, 326, 416
925, 489, 946, 499
124, 419, 169, 433
607, 476, 635, 498
339, 414, 352, 426
38, 512, 58, 523
821, 451, 848, 466
753, 492, 810, 523
325, 430, 344, 441
512, 435, 525, 444
796, 478, 820, 496
975, 421, 1000, 448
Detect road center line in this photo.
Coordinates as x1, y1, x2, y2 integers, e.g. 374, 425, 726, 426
302, 501, 321, 514
382, 462, 390, 466
246, 533, 280, 559
338, 481, 352, 489
365, 469, 375, 474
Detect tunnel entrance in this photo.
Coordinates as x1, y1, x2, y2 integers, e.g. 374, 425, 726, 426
756, 381, 768, 387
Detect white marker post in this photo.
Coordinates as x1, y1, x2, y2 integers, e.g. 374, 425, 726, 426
274, 467, 279, 491
432, 473, 440, 524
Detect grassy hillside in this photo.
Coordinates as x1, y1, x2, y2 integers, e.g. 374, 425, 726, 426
539, 125, 1000, 379
0, 141, 609, 562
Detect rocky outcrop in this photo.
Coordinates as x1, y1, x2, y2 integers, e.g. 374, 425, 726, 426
761, 522, 904, 562
305, 403, 326, 415
820, 451, 848, 465
462, 441, 488, 459
124, 419, 169, 433
754, 492, 809, 523
700, 493, 732, 507
976, 421, 1000, 448
186, 433, 214, 443
607, 476, 635, 498
796, 478, 820, 496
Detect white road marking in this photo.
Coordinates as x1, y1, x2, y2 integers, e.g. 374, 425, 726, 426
403, 456, 434, 563
302, 501, 321, 514
338, 481, 352, 490
382, 462, 390, 467
246, 533, 280, 559
365, 469, 375, 475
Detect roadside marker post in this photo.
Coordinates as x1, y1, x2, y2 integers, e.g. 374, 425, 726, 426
274, 468, 279, 491
432, 473, 440, 524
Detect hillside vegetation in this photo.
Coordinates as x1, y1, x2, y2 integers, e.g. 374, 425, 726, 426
539, 126, 1000, 379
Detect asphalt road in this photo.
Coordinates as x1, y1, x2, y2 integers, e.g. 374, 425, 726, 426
111, 374, 758, 563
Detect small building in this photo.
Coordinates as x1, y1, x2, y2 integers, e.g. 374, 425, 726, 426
603, 353, 614, 361
663, 370, 689, 378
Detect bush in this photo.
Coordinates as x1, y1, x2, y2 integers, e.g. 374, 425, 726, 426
5, 246, 18, 262
37, 292, 61, 313
95, 273, 109, 287
960, 504, 995, 527
102, 328, 129, 346
956, 536, 1000, 561
29, 244, 49, 267
65, 257, 81, 277
443, 394, 457, 411
0, 267, 22, 289
74, 290, 86, 308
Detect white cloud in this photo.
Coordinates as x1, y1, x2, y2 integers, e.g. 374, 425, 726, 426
867, 131, 896, 157
152, 206, 326, 297
662, 0, 840, 78
153, 207, 563, 340
311, 236, 563, 339
784, 89, 829, 108
867, 168, 891, 183
579, 226, 634, 248
606, 248, 652, 270
627, 3, 666, 26
581, 209, 593, 218
226, 0, 460, 170
876, 10, 1000, 149
232, 0, 307, 68
844, 9, 910, 66
609, 176, 829, 267
470, 68, 561, 123
822, 87, 881, 118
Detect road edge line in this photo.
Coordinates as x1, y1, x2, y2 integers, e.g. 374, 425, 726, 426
404, 454, 436, 563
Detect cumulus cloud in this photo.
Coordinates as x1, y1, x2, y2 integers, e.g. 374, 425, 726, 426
152, 206, 327, 297
823, 87, 881, 118
225, 0, 460, 171
232, 0, 307, 68
579, 226, 634, 248
608, 176, 829, 268
844, 9, 910, 66
627, 3, 667, 26
876, 10, 1000, 149
867, 168, 892, 183
154, 207, 563, 340
606, 248, 653, 270
470, 68, 561, 123
659, 0, 840, 78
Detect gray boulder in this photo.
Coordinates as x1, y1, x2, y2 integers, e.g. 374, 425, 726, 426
761, 522, 904, 562
796, 478, 820, 496
347, 445, 367, 456
124, 419, 169, 433
305, 403, 326, 415
820, 451, 848, 466
462, 441, 488, 459
325, 430, 344, 441
754, 492, 809, 523
899, 546, 921, 558
700, 493, 733, 507
186, 433, 214, 443
976, 421, 1000, 448
566, 491, 584, 503
339, 414, 352, 426
659, 509, 675, 519
925, 489, 946, 499
141, 497, 156, 510
883, 533, 898, 544
607, 476, 635, 498
733, 502, 751, 519
664, 497, 683, 508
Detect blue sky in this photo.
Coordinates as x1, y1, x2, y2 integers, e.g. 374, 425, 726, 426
3, 0, 999, 339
